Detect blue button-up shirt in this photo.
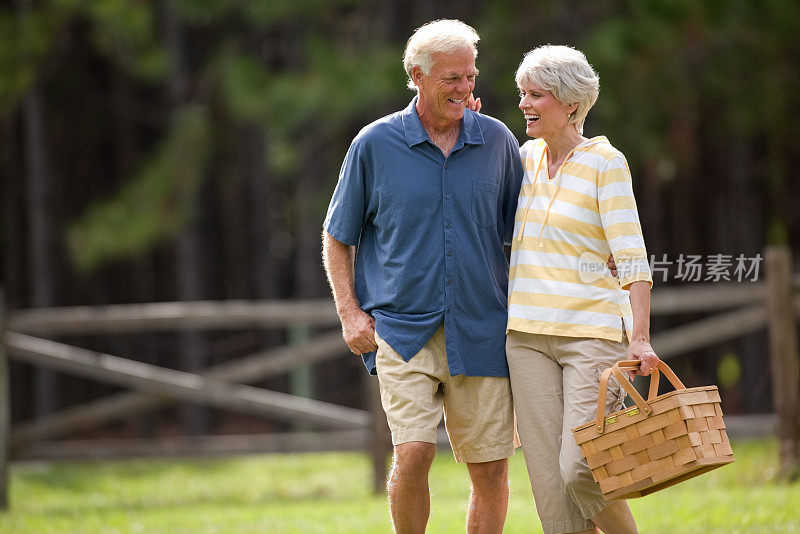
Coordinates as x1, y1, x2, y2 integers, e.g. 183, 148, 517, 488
324, 98, 523, 377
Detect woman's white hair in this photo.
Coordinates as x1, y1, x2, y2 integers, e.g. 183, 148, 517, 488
403, 19, 480, 91
515, 45, 600, 134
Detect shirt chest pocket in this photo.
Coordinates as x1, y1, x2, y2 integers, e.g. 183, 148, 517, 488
471, 179, 500, 228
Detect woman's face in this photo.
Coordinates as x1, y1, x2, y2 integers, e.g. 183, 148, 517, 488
518, 80, 575, 139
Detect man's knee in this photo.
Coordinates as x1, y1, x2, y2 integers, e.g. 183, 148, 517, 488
393, 441, 436, 477
467, 458, 508, 488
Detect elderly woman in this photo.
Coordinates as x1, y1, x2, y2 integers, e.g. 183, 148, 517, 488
506, 45, 660, 534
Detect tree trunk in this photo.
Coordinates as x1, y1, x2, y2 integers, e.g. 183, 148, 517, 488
162, 0, 209, 435
293, 136, 329, 301
0, 115, 30, 424
19, 0, 60, 417
114, 66, 160, 436
244, 125, 278, 302
1, 117, 22, 311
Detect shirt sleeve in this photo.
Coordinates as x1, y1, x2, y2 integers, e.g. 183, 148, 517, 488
501, 132, 524, 246
323, 138, 370, 246
597, 153, 653, 289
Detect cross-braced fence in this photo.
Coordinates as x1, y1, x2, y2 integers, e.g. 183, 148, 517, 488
0, 245, 797, 509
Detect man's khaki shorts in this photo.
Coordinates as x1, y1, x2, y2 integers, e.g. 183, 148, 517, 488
374, 326, 518, 463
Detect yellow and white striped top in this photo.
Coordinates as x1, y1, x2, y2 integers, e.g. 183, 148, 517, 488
507, 136, 653, 341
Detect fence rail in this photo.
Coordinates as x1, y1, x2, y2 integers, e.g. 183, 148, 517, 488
0, 245, 798, 509
9, 330, 348, 445
7, 299, 339, 334
8, 332, 368, 429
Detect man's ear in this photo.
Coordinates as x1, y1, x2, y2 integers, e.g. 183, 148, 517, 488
411, 65, 424, 86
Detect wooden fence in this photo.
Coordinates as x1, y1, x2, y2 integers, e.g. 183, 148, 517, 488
0, 245, 798, 508
0, 299, 391, 507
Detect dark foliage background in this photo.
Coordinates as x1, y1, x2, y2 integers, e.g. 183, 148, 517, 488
2, 0, 798, 437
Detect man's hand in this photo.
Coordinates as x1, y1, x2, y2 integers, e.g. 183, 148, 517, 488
322, 232, 377, 356
626, 338, 660, 380
340, 307, 377, 355
607, 255, 617, 278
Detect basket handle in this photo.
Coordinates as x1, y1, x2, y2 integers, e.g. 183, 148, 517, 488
595, 360, 687, 433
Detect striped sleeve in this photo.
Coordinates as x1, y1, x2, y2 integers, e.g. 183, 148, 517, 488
597, 153, 653, 289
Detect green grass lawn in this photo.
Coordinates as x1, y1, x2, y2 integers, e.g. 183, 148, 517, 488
1, 438, 797, 533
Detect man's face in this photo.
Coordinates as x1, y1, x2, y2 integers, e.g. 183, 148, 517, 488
413, 47, 478, 128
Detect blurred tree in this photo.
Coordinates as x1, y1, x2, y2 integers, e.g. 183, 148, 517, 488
162, 0, 212, 434
582, 0, 800, 411
584, 0, 800, 254
16, 0, 61, 418
1, 0, 798, 434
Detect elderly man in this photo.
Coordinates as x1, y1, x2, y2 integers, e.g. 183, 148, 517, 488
322, 19, 523, 534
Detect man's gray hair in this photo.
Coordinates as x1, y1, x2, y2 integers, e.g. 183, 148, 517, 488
403, 19, 480, 91
515, 45, 600, 134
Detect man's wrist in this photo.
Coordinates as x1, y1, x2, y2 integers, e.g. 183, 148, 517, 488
337, 303, 363, 320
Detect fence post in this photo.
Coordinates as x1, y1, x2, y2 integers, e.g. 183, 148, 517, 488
289, 322, 313, 432
363, 373, 391, 494
765, 245, 800, 480
0, 288, 9, 509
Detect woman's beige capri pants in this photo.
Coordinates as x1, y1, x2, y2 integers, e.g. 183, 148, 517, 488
507, 330, 628, 534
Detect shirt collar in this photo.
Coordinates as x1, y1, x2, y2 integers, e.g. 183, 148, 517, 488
460, 104, 485, 145
402, 96, 485, 148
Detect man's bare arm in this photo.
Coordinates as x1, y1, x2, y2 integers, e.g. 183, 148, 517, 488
322, 230, 377, 355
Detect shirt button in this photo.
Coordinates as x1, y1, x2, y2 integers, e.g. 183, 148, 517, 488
446, 223, 452, 228
447, 279, 452, 285
444, 163, 448, 168
447, 251, 453, 256
445, 194, 450, 199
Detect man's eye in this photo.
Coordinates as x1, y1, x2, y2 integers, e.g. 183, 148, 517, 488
518, 91, 525, 98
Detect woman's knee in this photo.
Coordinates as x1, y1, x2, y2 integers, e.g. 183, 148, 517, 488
561, 459, 593, 498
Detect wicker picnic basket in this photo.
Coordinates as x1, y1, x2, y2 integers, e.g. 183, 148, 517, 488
571, 360, 734, 500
